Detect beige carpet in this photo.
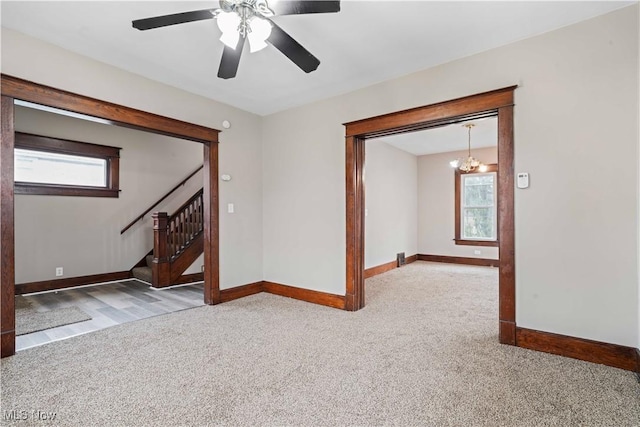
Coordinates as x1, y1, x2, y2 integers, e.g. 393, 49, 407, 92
15, 296, 92, 336
1, 262, 638, 426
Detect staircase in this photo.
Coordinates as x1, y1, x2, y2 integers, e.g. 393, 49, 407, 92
132, 255, 155, 284
131, 188, 204, 287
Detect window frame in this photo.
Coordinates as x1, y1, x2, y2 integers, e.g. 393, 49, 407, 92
14, 132, 121, 197
454, 163, 498, 247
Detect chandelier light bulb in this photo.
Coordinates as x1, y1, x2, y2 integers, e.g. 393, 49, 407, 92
450, 160, 460, 168
478, 164, 488, 173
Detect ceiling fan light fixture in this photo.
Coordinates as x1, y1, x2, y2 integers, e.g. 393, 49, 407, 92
247, 16, 272, 52
217, 11, 241, 48
132, 1, 341, 79
220, 30, 240, 49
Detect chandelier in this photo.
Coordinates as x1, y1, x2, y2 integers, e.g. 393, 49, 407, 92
215, 0, 274, 53
449, 123, 487, 173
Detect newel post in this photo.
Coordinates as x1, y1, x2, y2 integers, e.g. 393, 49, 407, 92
152, 212, 171, 287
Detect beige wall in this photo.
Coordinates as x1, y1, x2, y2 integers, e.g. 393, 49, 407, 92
2, 28, 264, 289
2, 6, 638, 347
364, 140, 417, 269
261, 6, 639, 346
417, 147, 498, 260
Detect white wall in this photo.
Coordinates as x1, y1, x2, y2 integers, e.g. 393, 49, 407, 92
261, 6, 639, 347
418, 147, 498, 260
364, 140, 417, 269
2, 28, 264, 289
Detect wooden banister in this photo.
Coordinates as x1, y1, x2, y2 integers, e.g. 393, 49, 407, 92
120, 165, 203, 234
149, 187, 205, 287
167, 189, 204, 259
169, 188, 203, 221
151, 212, 170, 287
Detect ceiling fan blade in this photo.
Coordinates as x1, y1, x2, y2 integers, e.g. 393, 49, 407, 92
271, 1, 340, 16
218, 37, 245, 79
132, 9, 214, 31
267, 22, 320, 73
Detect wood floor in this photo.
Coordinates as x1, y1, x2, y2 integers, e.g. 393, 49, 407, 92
16, 279, 204, 351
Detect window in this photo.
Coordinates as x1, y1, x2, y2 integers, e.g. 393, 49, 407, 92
14, 132, 121, 197
454, 164, 498, 246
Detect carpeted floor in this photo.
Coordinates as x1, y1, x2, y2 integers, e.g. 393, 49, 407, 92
1, 262, 638, 426
15, 296, 91, 336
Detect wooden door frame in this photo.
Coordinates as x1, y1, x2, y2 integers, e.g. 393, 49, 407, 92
343, 86, 517, 345
0, 75, 221, 357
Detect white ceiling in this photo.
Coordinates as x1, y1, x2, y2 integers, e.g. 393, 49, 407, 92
374, 116, 496, 156
1, 1, 633, 116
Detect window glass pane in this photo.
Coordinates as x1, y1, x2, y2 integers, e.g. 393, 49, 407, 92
462, 172, 496, 240
464, 175, 494, 186
463, 174, 494, 207
463, 207, 495, 239
15, 148, 107, 187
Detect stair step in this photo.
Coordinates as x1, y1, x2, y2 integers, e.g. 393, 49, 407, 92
132, 266, 153, 284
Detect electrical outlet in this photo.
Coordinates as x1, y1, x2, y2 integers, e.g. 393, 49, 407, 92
201, 265, 205, 272
474, 250, 481, 255
55, 267, 63, 277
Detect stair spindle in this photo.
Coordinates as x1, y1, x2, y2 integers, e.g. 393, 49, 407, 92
180, 211, 185, 249
188, 204, 192, 241
171, 220, 176, 258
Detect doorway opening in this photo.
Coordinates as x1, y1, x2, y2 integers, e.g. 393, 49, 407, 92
343, 86, 516, 345
1, 75, 221, 357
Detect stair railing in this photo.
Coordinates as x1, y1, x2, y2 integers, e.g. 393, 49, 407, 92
120, 165, 203, 234
167, 188, 204, 259
150, 188, 204, 287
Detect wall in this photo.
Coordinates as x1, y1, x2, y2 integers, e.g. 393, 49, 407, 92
364, 140, 417, 269
2, 28, 264, 290
14, 106, 204, 282
2, 7, 638, 348
418, 147, 498, 260
261, 6, 639, 347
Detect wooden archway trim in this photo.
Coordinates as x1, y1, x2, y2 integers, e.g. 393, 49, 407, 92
1, 75, 220, 357
343, 86, 517, 345
1, 75, 217, 143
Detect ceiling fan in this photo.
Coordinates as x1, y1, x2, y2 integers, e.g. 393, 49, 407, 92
132, 0, 340, 79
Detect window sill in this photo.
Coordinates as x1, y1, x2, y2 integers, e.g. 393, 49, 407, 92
15, 183, 120, 198
454, 239, 498, 247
